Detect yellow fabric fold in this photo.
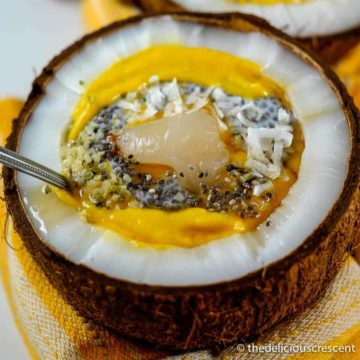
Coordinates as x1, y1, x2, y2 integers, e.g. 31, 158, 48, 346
0, 98, 39, 359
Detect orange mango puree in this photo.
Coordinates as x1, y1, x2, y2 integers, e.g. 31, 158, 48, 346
69, 45, 289, 140
58, 45, 304, 248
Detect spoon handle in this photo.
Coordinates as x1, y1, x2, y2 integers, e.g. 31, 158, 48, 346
0, 146, 68, 190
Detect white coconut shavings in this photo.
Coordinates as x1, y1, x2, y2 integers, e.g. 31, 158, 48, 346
273, 140, 284, 170
245, 126, 293, 180
146, 84, 166, 110
117, 99, 140, 112
124, 78, 212, 123
278, 108, 291, 125
112, 76, 295, 195
246, 159, 281, 180
209, 89, 294, 188
237, 111, 259, 128
213, 102, 225, 119
134, 104, 158, 122
185, 86, 201, 105
162, 79, 184, 117
253, 180, 273, 197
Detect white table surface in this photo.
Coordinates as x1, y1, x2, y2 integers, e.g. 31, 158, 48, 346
0, 1, 82, 358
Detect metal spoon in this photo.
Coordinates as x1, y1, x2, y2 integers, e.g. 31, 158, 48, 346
0, 146, 68, 190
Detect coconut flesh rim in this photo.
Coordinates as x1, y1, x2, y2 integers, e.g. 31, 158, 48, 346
16, 16, 350, 286
169, 0, 360, 37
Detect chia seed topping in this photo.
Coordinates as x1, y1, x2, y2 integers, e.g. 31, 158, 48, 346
61, 76, 297, 216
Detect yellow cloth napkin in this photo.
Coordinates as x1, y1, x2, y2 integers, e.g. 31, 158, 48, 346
0, 99, 359, 360
336, 43, 360, 109
82, 0, 140, 31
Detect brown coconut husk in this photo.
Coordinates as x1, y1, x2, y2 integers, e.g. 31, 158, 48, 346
3, 12, 360, 351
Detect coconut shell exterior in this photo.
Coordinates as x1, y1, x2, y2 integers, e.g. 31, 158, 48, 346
301, 26, 360, 64
134, 0, 360, 64
3, 13, 360, 351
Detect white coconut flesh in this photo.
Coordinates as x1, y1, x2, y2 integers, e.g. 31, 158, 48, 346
172, 0, 360, 38
17, 16, 350, 286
